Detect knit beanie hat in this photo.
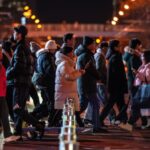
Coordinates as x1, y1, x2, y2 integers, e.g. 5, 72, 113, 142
45, 40, 57, 50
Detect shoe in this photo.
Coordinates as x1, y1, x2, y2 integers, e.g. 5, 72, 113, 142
93, 128, 108, 133
114, 120, 121, 125
26, 131, 37, 140
35, 121, 45, 139
84, 119, 93, 128
141, 118, 150, 129
119, 123, 133, 132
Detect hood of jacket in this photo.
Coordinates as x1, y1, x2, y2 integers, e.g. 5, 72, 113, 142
55, 51, 75, 66
74, 44, 90, 57
36, 48, 49, 58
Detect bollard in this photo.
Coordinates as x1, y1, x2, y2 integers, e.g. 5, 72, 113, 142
59, 98, 79, 150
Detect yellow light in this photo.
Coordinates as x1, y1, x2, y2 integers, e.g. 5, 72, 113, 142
119, 11, 124, 16
37, 24, 42, 29
23, 10, 32, 18
24, 6, 29, 11
124, 4, 130, 10
96, 38, 101, 44
47, 36, 52, 40
35, 19, 40, 24
31, 15, 36, 20
111, 20, 117, 26
113, 16, 119, 22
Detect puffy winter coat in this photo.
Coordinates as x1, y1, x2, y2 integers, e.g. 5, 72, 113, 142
55, 51, 81, 111
75, 44, 99, 95
6, 40, 33, 86
36, 48, 56, 89
0, 65, 6, 97
134, 62, 150, 86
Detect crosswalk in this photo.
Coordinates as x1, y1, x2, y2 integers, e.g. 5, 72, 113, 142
2, 126, 150, 150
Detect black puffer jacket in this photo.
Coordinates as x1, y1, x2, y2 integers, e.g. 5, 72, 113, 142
36, 49, 56, 89
6, 40, 33, 86
75, 45, 99, 94
107, 51, 128, 95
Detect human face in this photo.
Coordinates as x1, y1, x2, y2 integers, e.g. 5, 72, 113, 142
68, 37, 75, 48
67, 51, 74, 59
88, 43, 96, 54
13, 31, 21, 41
102, 47, 108, 55
137, 44, 142, 52
115, 44, 121, 52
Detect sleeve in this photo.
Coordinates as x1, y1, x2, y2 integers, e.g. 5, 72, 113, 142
12, 46, 27, 75
61, 63, 81, 81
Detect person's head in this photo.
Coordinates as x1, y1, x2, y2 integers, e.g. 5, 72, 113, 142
63, 33, 75, 47
109, 40, 120, 52
129, 38, 142, 51
45, 40, 57, 54
2, 41, 12, 53
83, 36, 95, 53
142, 50, 150, 64
30, 41, 41, 54
60, 46, 74, 59
13, 25, 28, 42
100, 41, 108, 55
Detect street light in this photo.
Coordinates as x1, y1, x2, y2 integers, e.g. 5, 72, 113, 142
113, 16, 119, 22
124, 4, 130, 10
35, 19, 40, 24
119, 11, 124, 16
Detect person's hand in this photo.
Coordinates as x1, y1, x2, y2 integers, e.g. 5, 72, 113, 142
79, 69, 85, 75
132, 68, 138, 74
124, 93, 129, 104
13, 104, 20, 110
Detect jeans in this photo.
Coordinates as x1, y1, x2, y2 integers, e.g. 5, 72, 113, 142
80, 93, 100, 129
97, 84, 107, 105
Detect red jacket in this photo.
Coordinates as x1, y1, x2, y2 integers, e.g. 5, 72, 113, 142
0, 65, 6, 97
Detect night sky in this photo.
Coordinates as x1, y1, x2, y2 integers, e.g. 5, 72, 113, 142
35, 0, 113, 23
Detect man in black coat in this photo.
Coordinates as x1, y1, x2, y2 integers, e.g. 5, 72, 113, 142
7, 25, 44, 140
75, 36, 106, 133
99, 40, 128, 125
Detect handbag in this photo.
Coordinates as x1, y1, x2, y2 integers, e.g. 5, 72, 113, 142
133, 75, 150, 108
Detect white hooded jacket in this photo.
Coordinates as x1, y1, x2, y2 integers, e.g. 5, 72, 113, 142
55, 51, 81, 110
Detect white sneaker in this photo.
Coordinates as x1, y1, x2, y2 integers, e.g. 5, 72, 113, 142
141, 118, 150, 129
119, 123, 133, 132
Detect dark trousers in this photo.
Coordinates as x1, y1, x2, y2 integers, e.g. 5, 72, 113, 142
128, 100, 150, 125
13, 86, 39, 136
40, 88, 55, 123
0, 97, 12, 138
29, 83, 40, 106
80, 93, 100, 129
100, 93, 127, 123
6, 85, 14, 121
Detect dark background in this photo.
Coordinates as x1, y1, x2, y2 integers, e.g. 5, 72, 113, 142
35, 0, 113, 23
